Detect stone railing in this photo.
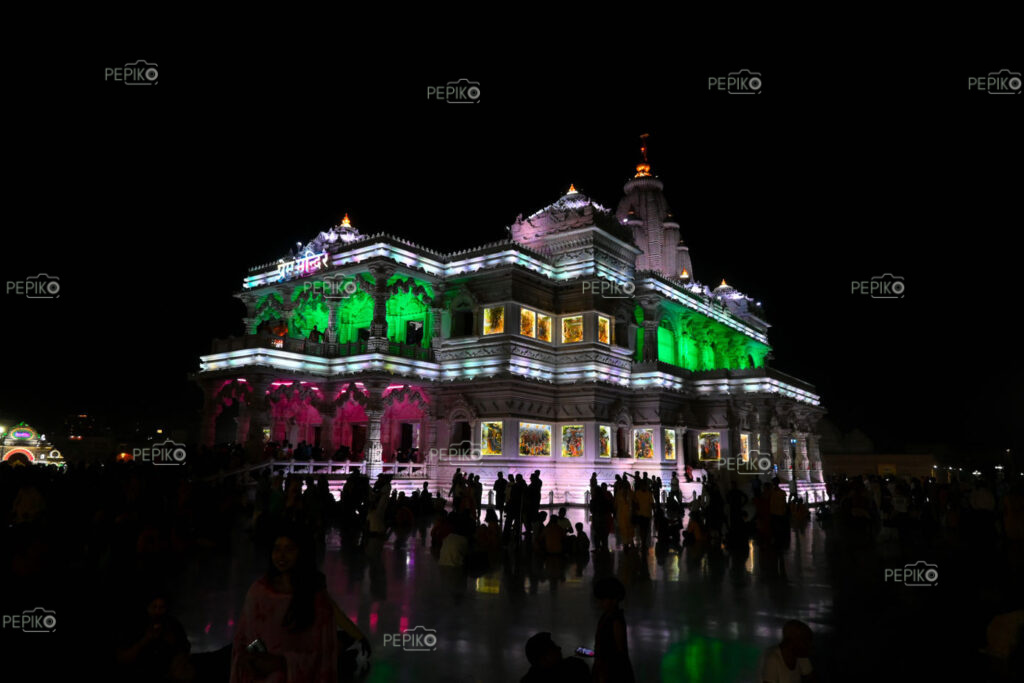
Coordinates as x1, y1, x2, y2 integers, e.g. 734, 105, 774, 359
210, 334, 429, 361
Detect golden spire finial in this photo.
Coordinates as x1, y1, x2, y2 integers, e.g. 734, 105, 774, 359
720, 278, 728, 287
341, 213, 352, 228
634, 133, 652, 177
567, 183, 577, 194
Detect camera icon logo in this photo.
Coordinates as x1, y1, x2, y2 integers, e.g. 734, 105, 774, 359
869, 273, 904, 299
445, 78, 480, 103
902, 561, 939, 587
23, 273, 60, 299
125, 60, 159, 85
728, 69, 762, 95
22, 607, 57, 633
737, 449, 773, 476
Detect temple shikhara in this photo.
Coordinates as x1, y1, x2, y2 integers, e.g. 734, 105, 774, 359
197, 141, 827, 502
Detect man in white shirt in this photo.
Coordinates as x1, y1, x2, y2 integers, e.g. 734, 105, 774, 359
761, 620, 816, 683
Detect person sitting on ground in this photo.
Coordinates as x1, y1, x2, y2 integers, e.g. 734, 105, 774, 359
574, 523, 590, 555
438, 512, 471, 568
760, 619, 816, 683
520, 632, 590, 683
544, 515, 566, 555
115, 590, 193, 682
556, 507, 572, 533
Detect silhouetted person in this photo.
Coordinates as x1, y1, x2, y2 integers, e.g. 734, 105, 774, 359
760, 619, 816, 682
591, 577, 635, 683
521, 632, 590, 683
493, 472, 508, 519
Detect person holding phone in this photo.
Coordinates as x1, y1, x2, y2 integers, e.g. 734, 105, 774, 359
591, 577, 635, 683
520, 632, 589, 682
230, 525, 337, 682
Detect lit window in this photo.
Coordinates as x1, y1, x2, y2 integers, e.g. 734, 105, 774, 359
537, 314, 552, 342
561, 425, 584, 457
597, 316, 611, 344
482, 306, 504, 335
561, 315, 583, 343
518, 423, 551, 456
520, 309, 536, 338
598, 426, 611, 458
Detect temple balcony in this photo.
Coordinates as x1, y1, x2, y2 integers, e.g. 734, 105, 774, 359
209, 334, 432, 362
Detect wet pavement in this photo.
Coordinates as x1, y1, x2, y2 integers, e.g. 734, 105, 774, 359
176, 508, 844, 682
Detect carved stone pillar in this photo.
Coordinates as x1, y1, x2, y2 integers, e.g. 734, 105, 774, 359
430, 284, 446, 347
362, 378, 388, 478
638, 295, 660, 363
367, 265, 395, 354
795, 432, 809, 482
282, 304, 298, 338
237, 293, 259, 335
324, 301, 339, 354
808, 433, 823, 483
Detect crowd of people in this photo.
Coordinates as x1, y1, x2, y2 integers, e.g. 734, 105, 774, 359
3, 452, 1023, 680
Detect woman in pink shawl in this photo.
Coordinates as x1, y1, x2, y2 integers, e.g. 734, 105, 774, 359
230, 525, 337, 682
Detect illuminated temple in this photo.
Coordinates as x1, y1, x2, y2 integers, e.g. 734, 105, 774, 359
197, 145, 827, 502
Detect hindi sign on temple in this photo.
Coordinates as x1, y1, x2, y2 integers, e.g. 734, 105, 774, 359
276, 249, 329, 281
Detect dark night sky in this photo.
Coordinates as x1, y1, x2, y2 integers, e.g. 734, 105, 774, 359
3, 44, 1021, 460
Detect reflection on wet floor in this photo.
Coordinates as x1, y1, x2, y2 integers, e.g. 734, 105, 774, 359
176, 508, 835, 682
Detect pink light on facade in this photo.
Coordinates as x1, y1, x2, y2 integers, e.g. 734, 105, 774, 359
369, 611, 378, 634
399, 616, 409, 633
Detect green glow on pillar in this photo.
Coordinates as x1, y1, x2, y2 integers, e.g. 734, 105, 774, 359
386, 287, 431, 346
633, 301, 771, 370
254, 292, 285, 330
289, 287, 330, 339
337, 287, 373, 343
657, 325, 676, 364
